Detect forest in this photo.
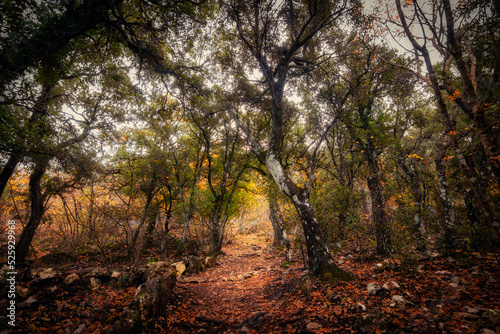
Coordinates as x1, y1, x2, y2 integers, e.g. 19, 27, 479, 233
0, 0, 499, 333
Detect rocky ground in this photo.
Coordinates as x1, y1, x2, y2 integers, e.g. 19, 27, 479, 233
1, 233, 499, 333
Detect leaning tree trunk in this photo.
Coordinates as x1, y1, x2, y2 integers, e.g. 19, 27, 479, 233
15, 159, 48, 264
266, 153, 350, 279
0, 154, 21, 199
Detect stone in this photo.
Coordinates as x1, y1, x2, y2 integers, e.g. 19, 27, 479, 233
33, 268, 57, 280
172, 261, 186, 277
90, 277, 101, 290
205, 256, 216, 267
64, 273, 80, 285
484, 309, 500, 326
147, 261, 170, 279
392, 295, 408, 304
480, 329, 495, 334
306, 322, 322, 330
73, 324, 86, 334
367, 283, 383, 296
111, 271, 121, 279
356, 303, 367, 311
105, 262, 176, 334
382, 281, 400, 290
466, 306, 480, 314
18, 296, 38, 308
16, 285, 30, 298
90, 268, 109, 278
450, 276, 461, 285
435, 270, 452, 275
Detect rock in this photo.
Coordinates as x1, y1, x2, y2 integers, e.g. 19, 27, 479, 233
105, 263, 176, 334
465, 306, 480, 314
435, 270, 452, 275
111, 271, 121, 279
186, 256, 205, 274
90, 277, 101, 290
356, 302, 367, 311
392, 295, 408, 304
18, 296, 38, 308
239, 326, 250, 333
178, 277, 199, 284
456, 312, 480, 320
484, 309, 500, 326
64, 273, 80, 285
90, 268, 109, 278
73, 324, 86, 334
146, 261, 170, 279
367, 283, 383, 296
382, 281, 400, 290
16, 285, 30, 298
450, 276, 461, 285
205, 256, 216, 268
480, 329, 496, 334
33, 268, 57, 280
306, 322, 322, 330
172, 261, 186, 277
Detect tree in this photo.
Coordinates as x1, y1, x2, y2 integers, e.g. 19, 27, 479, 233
224, 0, 357, 278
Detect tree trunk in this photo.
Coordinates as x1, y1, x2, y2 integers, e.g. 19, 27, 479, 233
209, 205, 223, 256
0, 153, 21, 199
398, 158, 427, 252
367, 156, 392, 257
268, 195, 291, 262
15, 159, 48, 264
435, 132, 457, 249
266, 153, 350, 279
142, 206, 159, 250
269, 198, 284, 247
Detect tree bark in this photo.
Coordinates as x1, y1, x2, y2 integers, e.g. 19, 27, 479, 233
398, 158, 427, 252
268, 194, 291, 262
266, 153, 349, 278
15, 159, 49, 264
0, 153, 21, 199
366, 155, 392, 257
435, 133, 457, 249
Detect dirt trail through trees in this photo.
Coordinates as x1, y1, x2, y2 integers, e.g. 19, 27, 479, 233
160, 235, 311, 333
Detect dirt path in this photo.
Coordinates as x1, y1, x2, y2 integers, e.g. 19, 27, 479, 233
158, 235, 310, 333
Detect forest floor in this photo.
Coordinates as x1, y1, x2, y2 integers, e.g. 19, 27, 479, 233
2, 233, 500, 333
155, 234, 500, 334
